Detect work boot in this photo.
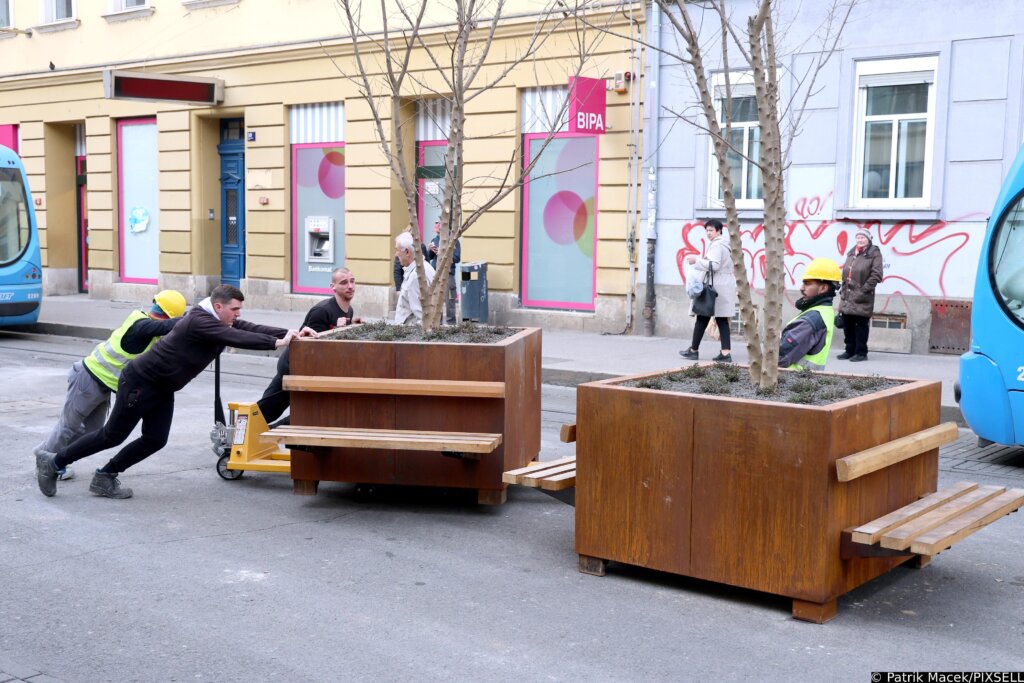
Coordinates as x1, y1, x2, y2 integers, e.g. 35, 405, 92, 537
34, 447, 74, 481
89, 471, 133, 499
36, 451, 59, 497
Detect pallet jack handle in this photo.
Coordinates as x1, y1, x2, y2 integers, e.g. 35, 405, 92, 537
214, 353, 226, 425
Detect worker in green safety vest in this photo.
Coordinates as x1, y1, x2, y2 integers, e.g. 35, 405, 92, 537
778, 258, 842, 371
34, 290, 187, 480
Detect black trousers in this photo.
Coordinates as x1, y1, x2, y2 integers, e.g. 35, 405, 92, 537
843, 314, 871, 356
691, 315, 732, 351
55, 362, 175, 475
256, 349, 291, 425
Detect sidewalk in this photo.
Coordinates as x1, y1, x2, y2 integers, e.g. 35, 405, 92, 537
29, 294, 963, 419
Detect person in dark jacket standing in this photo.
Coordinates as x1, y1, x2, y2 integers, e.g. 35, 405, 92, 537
36, 285, 315, 499
838, 228, 884, 362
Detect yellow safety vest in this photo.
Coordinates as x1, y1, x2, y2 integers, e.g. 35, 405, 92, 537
786, 303, 835, 371
83, 310, 157, 391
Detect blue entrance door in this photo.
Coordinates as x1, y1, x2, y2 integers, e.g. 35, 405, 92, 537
218, 119, 245, 287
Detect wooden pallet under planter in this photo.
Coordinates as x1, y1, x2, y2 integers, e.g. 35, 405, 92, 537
285, 327, 541, 504
574, 368, 994, 623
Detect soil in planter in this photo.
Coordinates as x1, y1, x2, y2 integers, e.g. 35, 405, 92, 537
622, 363, 906, 406
317, 320, 519, 344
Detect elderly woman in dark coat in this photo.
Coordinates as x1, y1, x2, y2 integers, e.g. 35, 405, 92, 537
838, 228, 884, 362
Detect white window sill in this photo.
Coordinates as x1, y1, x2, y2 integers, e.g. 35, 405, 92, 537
31, 18, 81, 33
181, 0, 240, 9
102, 7, 155, 23
835, 207, 941, 221
0, 30, 17, 40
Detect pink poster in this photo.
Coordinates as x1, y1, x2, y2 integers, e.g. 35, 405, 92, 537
0, 125, 18, 153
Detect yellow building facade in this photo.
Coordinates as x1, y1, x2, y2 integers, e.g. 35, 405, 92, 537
0, 0, 644, 329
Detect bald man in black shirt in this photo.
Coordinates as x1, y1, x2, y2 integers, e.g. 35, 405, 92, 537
257, 267, 362, 425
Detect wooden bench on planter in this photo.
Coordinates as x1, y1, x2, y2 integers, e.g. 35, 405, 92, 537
501, 422, 578, 505
278, 329, 541, 506
837, 423, 1024, 567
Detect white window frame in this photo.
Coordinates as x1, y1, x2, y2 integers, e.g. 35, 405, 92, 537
102, 0, 153, 22
43, 0, 75, 22
33, 0, 79, 31
850, 56, 938, 209
707, 71, 763, 210
0, 0, 13, 29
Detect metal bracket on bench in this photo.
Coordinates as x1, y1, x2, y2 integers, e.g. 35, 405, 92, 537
840, 530, 917, 561
441, 450, 480, 461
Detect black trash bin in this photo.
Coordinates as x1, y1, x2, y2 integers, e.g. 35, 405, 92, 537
460, 261, 488, 322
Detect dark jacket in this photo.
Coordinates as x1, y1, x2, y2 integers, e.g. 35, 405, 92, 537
840, 244, 883, 317
422, 235, 461, 275
779, 292, 835, 367
132, 306, 287, 392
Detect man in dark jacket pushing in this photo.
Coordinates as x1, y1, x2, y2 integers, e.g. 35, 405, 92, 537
36, 285, 316, 499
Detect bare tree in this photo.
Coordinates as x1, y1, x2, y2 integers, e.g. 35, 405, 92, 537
333, 0, 612, 330
649, 0, 854, 389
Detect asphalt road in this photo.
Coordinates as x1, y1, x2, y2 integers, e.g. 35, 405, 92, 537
1, 331, 1022, 682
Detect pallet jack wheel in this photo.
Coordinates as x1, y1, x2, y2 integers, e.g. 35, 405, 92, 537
217, 454, 244, 480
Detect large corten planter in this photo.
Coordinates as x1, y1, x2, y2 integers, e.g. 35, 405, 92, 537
287, 327, 541, 504
574, 369, 941, 622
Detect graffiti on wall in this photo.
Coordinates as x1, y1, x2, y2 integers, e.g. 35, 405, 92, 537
671, 193, 985, 305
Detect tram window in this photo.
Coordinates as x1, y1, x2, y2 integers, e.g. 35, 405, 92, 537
0, 168, 31, 265
991, 192, 1024, 324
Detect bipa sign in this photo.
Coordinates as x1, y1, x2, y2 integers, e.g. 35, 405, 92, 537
568, 76, 606, 135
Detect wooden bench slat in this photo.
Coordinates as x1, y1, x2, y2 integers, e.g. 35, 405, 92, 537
261, 426, 502, 453
502, 457, 576, 484
559, 423, 577, 443
283, 375, 505, 398
265, 426, 500, 442
538, 470, 577, 491
521, 462, 576, 484
880, 485, 1006, 550
836, 422, 959, 482
851, 481, 979, 545
910, 488, 1024, 556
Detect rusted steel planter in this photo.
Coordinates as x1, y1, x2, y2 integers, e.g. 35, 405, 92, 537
287, 327, 541, 504
574, 368, 941, 622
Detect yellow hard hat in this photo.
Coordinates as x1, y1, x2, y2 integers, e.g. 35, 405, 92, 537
153, 290, 187, 318
802, 258, 842, 283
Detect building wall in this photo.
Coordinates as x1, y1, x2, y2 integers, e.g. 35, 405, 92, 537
0, 1, 644, 329
642, 0, 1024, 352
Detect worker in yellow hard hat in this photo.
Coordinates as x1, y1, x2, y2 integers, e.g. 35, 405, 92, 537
779, 258, 842, 371
34, 290, 188, 480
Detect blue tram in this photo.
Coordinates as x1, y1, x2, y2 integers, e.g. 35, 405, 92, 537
0, 145, 42, 326
959, 145, 1024, 446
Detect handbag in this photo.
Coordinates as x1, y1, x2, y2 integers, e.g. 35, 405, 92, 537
834, 312, 845, 329
692, 268, 718, 317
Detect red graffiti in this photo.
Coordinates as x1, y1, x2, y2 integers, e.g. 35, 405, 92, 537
793, 192, 833, 220
675, 202, 985, 302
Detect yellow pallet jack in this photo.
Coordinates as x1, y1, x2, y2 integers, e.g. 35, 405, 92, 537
209, 356, 291, 480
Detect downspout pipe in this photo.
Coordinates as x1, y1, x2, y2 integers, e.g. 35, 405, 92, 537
642, 2, 661, 336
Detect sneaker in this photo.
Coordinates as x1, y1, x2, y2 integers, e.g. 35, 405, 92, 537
837, 352, 853, 360
712, 353, 733, 363
89, 471, 133, 499
679, 349, 699, 361
36, 452, 59, 497
849, 354, 868, 362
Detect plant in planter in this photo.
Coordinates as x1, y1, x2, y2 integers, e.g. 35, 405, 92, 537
282, 325, 541, 505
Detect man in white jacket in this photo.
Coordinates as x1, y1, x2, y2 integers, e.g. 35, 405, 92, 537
394, 230, 435, 325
